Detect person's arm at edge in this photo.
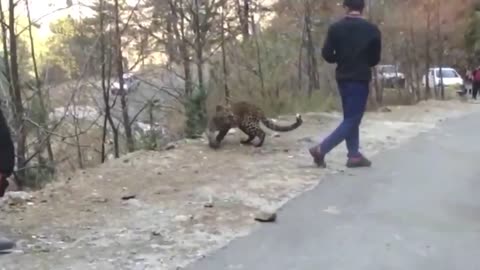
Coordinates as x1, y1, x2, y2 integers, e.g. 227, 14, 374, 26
321, 25, 337, 64
368, 26, 382, 67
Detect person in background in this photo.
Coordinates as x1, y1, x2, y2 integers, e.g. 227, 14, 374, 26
471, 66, 480, 100
0, 105, 16, 251
309, 0, 381, 168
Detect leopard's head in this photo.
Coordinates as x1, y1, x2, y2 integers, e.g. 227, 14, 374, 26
205, 104, 235, 149
213, 105, 235, 127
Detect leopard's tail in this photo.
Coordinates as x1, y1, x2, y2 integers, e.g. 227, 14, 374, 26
261, 114, 303, 132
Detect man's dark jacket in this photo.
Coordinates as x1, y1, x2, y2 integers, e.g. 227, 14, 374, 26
0, 108, 14, 177
322, 16, 382, 82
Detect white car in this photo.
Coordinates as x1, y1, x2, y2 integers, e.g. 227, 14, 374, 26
377, 65, 405, 88
111, 73, 140, 95
422, 67, 464, 88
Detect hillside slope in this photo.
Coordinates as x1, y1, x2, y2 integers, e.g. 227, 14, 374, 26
1, 100, 478, 270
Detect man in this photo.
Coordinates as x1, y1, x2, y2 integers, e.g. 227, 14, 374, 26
309, 0, 381, 168
0, 105, 16, 251
471, 66, 480, 100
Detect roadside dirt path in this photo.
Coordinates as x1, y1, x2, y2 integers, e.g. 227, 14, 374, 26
1, 100, 477, 270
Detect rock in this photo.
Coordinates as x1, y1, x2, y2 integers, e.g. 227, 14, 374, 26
151, 230, 162, 237
174, 215, 192, 222
123, 158, 130, 163
121, 195, 136, 201
204, 195, 214, 208
254, 211, 277, 223
165, 143, 177, 150
272, 133, 280, 138
323, 206, 341, 215
298, 137, 314, 143
204, 202, 214, 208
379, 107, 392, 113
91, 196, 108, 204
31, 243, 51, 253
4, 191, 33, 205
122, 199, 142, 208
150, 244, 162, 249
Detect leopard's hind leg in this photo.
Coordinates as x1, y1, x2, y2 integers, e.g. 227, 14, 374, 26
253, 126, 266, 147
239, 125, 255, 145
244, 121, 265, 147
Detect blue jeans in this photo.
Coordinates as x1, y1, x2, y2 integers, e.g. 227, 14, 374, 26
320, 81, 369, 158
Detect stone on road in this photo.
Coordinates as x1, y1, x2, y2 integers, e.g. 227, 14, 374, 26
187, 112, 480, 270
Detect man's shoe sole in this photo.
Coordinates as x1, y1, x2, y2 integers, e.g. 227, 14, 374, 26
309, 147, 326, 168
0, 240, 15, 251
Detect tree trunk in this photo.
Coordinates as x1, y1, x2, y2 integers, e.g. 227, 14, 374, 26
220, 6, 230, 104
251, 14, 265, 99
114, 0, 135, 152
304, 0, 320, 97
242, 0, 250, 40
99, 0, 119, 161
235, 0, 250, 40
26, 0, 55, 174
193, 0, 204, 91
8, 0, 26, 188
425, 5, 432, 100
436, 1, 445, 100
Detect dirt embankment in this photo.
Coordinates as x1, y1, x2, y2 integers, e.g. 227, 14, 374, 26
1, 100, 478, 270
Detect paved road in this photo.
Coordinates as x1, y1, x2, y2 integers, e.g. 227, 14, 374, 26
187, 111, 480, 270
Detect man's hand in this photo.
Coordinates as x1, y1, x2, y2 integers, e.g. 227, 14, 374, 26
0, 173, 9, 197
322, 26, 337, 64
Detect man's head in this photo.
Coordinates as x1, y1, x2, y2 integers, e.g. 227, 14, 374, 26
343, 0, 365, 13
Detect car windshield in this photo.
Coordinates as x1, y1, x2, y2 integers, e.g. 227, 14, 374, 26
380, 66, 398, 73
435, 69, 458, 78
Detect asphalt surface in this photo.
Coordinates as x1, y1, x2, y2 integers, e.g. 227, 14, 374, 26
187, 111, 480, 270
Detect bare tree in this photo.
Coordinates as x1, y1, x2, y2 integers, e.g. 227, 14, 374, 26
235, 0, 250, 40
7, 0, 27, 187
220, 3, 230, 103
192, 0, 205, 91
25, 0, 55, 174
424, 0, 433, 99
114, 0, 135, 152
99, 0, 120, 161
303, 0, 319, 97
435, 0, 445, 99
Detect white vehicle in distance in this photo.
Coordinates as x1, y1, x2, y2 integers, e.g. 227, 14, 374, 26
111, 73, 140, 95
422, 67, 464, 88
377, 64, 405, 88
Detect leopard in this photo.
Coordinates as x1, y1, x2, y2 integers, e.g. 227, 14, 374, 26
206, 101, 303, 148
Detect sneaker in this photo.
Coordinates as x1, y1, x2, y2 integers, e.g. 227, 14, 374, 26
0, 237, 15, 251
309, 145, 326, 168
346, 155, 372, 168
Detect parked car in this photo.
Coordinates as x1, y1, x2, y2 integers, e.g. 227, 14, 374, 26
377, 64, 405, 88
422, 67, 464, 88
111, 73, 141, 95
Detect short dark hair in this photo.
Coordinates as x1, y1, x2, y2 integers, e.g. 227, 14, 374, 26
343, 0, 365, 11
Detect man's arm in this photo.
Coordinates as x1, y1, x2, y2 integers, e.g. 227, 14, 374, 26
368, 27, 382, 67
322, 26, 337, 64
0, 108, 15, 177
